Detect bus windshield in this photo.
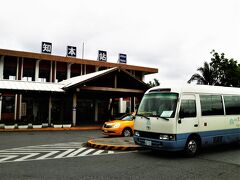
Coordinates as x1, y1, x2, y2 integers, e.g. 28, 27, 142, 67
137, 92, 178, 118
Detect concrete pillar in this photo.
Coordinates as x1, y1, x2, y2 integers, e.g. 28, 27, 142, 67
141, 72, 145, 81
0, 93, 2, 121
72, 93, 77, 126
14, 95, 17, 120
0, 56, 3, 121
35, 60, 40, 82
53, 62, 57, 82
17, 57, 23, 80
50, 61, 53, 82
130, 96, 135, 113
50, 61, 56, 82
48, 96, 52, 125
80, 64, 82, 75
94, 100, 98, 122
95, 66, 99, 72
18, 95, 22, 120
67, 63, 72, 79
84, 65, 86, 75
0, 56, 4, 80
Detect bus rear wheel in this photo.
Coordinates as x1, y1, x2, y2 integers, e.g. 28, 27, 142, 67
184, 137, 200, 157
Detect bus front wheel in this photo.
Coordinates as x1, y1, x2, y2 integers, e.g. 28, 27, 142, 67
184, 137, 200, 157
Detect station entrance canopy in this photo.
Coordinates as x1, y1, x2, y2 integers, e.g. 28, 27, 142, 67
0, 67, 149, 95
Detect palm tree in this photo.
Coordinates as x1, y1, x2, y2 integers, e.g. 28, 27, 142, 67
188, 61, 215, 85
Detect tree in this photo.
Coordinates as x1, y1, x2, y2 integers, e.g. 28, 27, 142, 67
147, 78, 160, 88
210, 50, 240, 87
188, 50, 240, 87
187, 61, 216, 85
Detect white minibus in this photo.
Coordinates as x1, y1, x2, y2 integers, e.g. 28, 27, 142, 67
133, 85, 240, 157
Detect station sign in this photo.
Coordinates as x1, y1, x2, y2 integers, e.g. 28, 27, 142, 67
118, 53, 127, 64
97, 50, 107, 62
67, 46, 77, 57
41, 42, 52, 54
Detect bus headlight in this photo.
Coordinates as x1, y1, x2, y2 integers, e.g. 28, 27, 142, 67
159, 134, 176, 141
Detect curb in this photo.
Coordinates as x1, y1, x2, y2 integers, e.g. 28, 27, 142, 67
87, 138, 142, 151
0, 126, 102, 132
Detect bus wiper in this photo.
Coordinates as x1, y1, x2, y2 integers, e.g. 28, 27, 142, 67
150, 115, 169, 121
136, 114, 150, 120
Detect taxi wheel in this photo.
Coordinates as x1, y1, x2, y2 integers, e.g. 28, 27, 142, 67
122, 128, 132, 137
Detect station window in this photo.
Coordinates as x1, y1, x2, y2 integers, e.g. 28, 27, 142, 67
200, 95, 224, 116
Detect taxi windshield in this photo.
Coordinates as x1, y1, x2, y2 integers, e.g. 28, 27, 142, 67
137, 92, 178, 118
121, 115, 134, 121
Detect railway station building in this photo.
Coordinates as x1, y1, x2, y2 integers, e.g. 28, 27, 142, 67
0, 48, 158, 126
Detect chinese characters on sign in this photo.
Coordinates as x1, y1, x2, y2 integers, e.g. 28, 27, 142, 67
98, 50, 107, 62
67, 46, 77, 57
118, 53, 127, 64
41, 42, 52, 54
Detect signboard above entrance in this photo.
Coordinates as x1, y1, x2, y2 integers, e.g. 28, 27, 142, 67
41, 42, 52, 54
67, 46, 77, 57
118, 53, 127, 64
97, 50, 107, 62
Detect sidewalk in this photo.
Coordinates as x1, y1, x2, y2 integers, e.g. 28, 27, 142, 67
0, 126, 102, 132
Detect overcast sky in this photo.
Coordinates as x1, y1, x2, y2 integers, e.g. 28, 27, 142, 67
0, 0, 239, 85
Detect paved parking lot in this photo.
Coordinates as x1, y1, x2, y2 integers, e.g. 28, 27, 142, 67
0, 130, 239, 180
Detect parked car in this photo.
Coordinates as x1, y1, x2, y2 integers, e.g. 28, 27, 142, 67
102, 113, 135, 137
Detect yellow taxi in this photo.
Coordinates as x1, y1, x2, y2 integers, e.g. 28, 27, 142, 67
102, 113, 135, 137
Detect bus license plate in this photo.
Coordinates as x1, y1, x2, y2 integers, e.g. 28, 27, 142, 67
145, 140, 152, 146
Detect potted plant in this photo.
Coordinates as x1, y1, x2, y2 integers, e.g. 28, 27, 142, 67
32, 119, 42, 128
42, 121, 49, 128
52, 119, 63, 128
0, 121, 4, 129
62, 119, 72, 128
17, 119, 29, 129
4, 120, 16, 129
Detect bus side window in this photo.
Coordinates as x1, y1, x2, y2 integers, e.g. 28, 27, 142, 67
179, 99, 196, 118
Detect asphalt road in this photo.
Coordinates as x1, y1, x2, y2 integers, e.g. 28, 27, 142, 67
0, 130, 239, 180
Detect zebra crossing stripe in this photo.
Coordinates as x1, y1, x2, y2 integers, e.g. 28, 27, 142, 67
0, 155, 18, 162
54, 149, 76, 158
36, 151, 59, 160
66, 148, 87, 157
14, 153, 39, 161
92, 150, 104, 155
108, 151, 114, 154
78, 149, 95, 156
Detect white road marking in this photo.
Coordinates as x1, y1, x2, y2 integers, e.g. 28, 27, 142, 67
0, 142, 136, 164
66, 148, 87, 157
14, 153, 39, 161
92, 150, 104, 155
0, 155, 18, 162
54, 149, 76, 158
78, 149, 95, 156
36, 151, 60, 160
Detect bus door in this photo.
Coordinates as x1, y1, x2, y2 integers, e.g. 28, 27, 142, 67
177, 94, 199, 134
